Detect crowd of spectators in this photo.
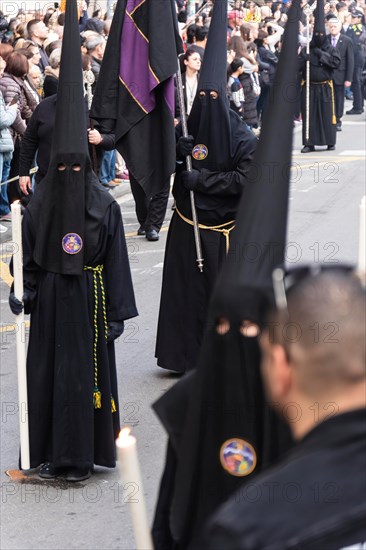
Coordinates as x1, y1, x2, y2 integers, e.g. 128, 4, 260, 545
0, 3, 123, 234
0, 0, 365, 235
179, 0, 365, 129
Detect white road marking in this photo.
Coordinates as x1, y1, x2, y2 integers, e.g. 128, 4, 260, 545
339, 150, 366, 156
341, 121, 366, 125
298, 185, 316, 193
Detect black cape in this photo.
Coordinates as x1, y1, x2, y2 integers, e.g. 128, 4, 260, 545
19, 187, 138, 469
155, 112, 257, 373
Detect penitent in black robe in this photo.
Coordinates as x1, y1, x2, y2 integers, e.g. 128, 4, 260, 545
300, 44, 341, 147
20, 199, 138, 470
155, 113, 257, 374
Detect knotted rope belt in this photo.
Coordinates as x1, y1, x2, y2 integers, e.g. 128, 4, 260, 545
84, 264, 116, 413
301, 79, 337, 124
176, 208, 235, 253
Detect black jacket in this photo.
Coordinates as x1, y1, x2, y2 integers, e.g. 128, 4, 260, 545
257, 46, 278, 83
239, 72, 258, 127
30, 41, 49, 74
346, 23, 366, 63
193, 409, 366, 550
326, 34, 354, 85
19, 95, 115, 184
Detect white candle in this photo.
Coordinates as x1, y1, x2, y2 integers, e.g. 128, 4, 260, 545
358, 196, 366, 274
11, 202, 30, 470
116, 428, 153, 550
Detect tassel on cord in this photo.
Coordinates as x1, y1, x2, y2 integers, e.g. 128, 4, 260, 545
94, 388, 102, 409
328, 80, 337, 124
111, 396, 117, 413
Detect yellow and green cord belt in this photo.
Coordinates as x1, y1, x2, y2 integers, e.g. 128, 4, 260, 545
84, 264, 116, 413
176, 208, 235, 253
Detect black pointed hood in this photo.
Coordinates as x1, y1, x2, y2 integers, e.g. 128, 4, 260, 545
311, 0, 326, 47
50, 0, 88, 158
29, 0, 111, 276
211, 0, 302, 324
187, 0, 234, 171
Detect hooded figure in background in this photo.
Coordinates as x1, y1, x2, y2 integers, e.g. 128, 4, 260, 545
152, 0, 302, 546
299, 0, 341, 153
155, 0, 257, 375
9, 0, 138, 482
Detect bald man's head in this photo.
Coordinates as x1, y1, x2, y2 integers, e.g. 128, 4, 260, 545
266, 271, 365, 396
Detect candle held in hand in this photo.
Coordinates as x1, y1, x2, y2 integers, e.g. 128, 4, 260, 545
116, 428, 153, 550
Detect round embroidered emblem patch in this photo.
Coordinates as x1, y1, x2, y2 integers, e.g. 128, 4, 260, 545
62, 233, 83, 255
220, 438, 257, 477
192, 144, 208, 161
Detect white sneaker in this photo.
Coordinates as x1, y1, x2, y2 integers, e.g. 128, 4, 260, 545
0, 223, 8, 234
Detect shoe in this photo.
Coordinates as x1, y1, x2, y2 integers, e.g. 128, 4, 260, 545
0, 223, 8, 234
146, 229, 159, 241
137, 226, 146, 236
345, 93, 353, 100
39, 462, 68, 479
346, 108, 363, 115
327, 145, 335, 151
64, 467, 91, 482
101, 182, 114, 190
0, 213, 12, 222
301, 145, 315, 153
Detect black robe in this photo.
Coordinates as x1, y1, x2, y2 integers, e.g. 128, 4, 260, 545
19, 199, 138, 469
155, 114, 257, 373
300, 44, 341, 147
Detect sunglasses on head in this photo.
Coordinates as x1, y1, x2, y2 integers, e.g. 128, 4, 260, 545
272, 264, 356, 310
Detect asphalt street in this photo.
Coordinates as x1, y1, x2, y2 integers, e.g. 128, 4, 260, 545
0, 104, 365, 549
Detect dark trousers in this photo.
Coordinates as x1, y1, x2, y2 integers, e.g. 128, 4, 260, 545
333, 83, 345, 121
351, 59, 364, 111
257, 85, 270, 122
129, 173, 170, 232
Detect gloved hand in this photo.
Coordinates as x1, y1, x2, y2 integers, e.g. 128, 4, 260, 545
176, 135, 195, 158
107, 321, 124, 343
9, 292, 30, 315
312, 47, 322, 59
302, 52, 310, 62
181, 169, 200, 191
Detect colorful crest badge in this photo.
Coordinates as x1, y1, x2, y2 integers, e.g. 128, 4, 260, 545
192, 144, 208, 161
220, 438, 257, 477
62, 233, 83, 255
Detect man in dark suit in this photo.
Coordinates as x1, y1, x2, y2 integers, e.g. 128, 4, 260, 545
327, 17, 354, 130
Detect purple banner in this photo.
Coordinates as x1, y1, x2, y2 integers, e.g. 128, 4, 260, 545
120, 0, 160, 113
